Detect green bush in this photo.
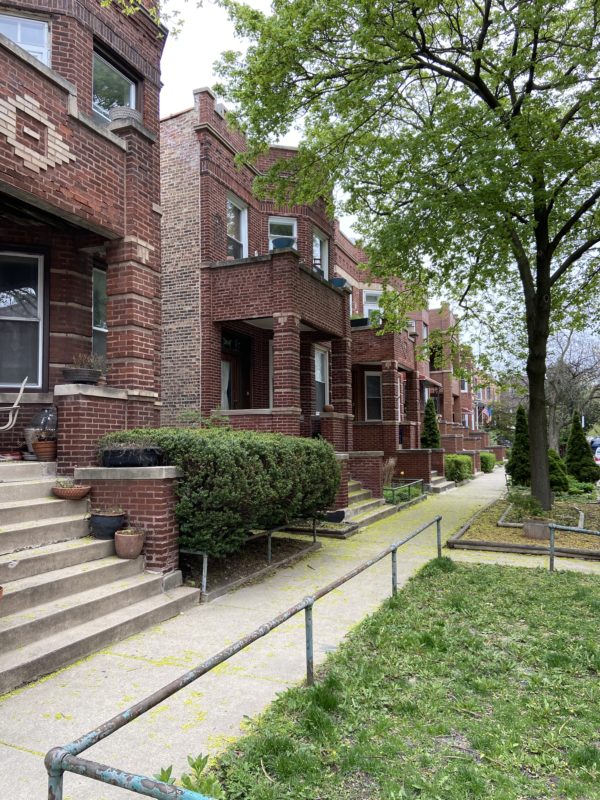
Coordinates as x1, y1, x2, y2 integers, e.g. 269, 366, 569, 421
445, 454, 473, 482
421, 398, 441, 449
566, 476, 594, 496
480, 452, 496, 473
505, 405, 530, 486
565, 411, 600, 484
507, 490, 544, 519
548, 448, 569, 492
98, 428, 340, 557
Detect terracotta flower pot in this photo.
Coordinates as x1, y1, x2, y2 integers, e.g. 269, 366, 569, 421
32, 441, 57, 462
52, 485, 91, 501
115, 529, 145, 559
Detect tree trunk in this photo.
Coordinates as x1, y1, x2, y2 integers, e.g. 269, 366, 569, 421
526, 298, 552, 510
547, 404, 560, 451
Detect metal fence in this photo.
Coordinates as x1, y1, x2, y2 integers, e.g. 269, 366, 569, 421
548, 522, 600, 572
383, 479, 424, 505
45, 515, 443, 800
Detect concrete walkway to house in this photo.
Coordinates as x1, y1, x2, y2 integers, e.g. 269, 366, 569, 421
3, 468, 600, 799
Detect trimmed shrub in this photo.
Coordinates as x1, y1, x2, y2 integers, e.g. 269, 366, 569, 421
565, 411, 600, 484
548, 448, 569, 492
98, 428, 340, 557
567, 477, 594, 495
480, 452, 496, 473
445, 454, 473, 482
505, 405, 530, 486
421, 398, 441, 449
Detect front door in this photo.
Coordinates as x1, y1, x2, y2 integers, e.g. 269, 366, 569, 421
221, 331, 251, 410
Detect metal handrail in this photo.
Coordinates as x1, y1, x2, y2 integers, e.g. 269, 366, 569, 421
548, 522, 600, 572
46, 515, 443, 800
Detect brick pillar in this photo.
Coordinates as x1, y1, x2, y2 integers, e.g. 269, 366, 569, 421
381, 360, 399, 457
406, 370, 421, 441
331, 336, 353, 451
441, 373, 453, 421
272, 312, 301, 435
300, 338, 315, 435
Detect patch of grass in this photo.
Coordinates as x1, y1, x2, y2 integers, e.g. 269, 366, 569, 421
218, 561, 600, 799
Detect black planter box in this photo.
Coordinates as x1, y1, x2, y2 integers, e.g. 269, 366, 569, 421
90, 513, 126, 539
101, 447, 162, 468
62, 367, 102, 384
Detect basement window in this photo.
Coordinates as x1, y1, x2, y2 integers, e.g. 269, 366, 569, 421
92, 51, 136, 122
0, 13, 49, 65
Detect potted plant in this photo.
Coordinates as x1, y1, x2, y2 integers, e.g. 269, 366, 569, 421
62, 353, 106, 385
100, 438, 163, 468
32, 431, 57, 462
90, 508, 126, 539
115, 527, 145, 559
51, 478, 91, 501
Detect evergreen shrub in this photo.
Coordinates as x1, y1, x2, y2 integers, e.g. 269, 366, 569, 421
505, 405, 530, 486
445, 454, 473, 482
480, 452, 496, 473
421, 398, 441, 449
565, 412, 600, 484
548, 448, 569, 492
98, 428, 340, 557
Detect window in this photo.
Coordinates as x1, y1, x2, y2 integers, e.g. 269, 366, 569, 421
0, 252, 43, 388
363, 290, 382, 320
407, 319, 417, 334
348, 288, 353, 316
226, 196, 248, 259
460, 378, 468, 392
93, 52, 136, 121
312, 229, 329, 279
422, 322, 429, 341
0, 14, 49, 65
365, 372, 382, 421
92, 268, 107, 358
269, 217, 297, 250
314, 346, 329, 413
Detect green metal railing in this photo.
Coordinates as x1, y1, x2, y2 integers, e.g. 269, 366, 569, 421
46, 515, 443, 800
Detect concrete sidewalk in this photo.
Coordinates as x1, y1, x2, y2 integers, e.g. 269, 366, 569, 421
3, 469, 599, 799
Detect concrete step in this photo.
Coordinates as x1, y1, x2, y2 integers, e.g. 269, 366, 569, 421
0, 571, 163, 650
430, 479, 456, 494
0, 537, 114, 584
0, 586, 201, 695
0, 514, 89, 555
0, 461, 56, 483
430, 475, 448, 486
0, 496, 88, 526
347, 488, 372, 503
353, 503, 399, 527
0, 478, 58, 502
345, 497, 385, 519
0, 555, 143, 617
347, 479, 362, 492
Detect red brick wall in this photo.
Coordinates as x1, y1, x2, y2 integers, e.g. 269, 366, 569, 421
394, 449, 433, 483
349, 453, 383, 498
332, 456, 349, 509
431, 448, 445, 475
84, 477, 179, 574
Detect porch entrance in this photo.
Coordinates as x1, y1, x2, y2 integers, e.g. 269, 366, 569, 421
221, 330, 252, 410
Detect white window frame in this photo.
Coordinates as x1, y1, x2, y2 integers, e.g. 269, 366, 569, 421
92, 267, 108, 357
314, 345, 329, 414
0, 251, 44, 389
92, 52, 136, 121
0, 13, 49, 65
364, 371, 382, 421
312, 228, 329, 279
268, 216, 297, 251
460, 378, 468, 392
226, 194, 248, 259
422, 322, 429, 341
363, 289, 382, 319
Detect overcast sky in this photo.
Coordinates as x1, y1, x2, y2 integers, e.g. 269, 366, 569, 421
159, 0, 357, 236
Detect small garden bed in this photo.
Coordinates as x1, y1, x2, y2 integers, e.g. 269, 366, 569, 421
448, 497, 600, 559
285, 520, 359, 539
180, 535, 321, 602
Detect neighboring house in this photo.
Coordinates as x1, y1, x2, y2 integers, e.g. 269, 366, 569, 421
0, 0, 165, 470
160, 89, 352, 455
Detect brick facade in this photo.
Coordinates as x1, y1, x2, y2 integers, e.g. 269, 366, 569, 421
0, 1, 164, 462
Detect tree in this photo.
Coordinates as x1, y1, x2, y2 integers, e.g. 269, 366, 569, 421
421, 398, 441, 449
547, 448, 568, 493
217, 0, 600, 509
565, 411, 600, 484
506, 405, 530, 486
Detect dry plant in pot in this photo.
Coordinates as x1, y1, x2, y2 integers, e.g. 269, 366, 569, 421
114, 528, 145, 559
51, 478, 91, 501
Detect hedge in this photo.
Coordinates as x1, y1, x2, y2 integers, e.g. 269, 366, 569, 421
445, 454, 473, 483
97, 428, 340, 557
480, 452, 496, 473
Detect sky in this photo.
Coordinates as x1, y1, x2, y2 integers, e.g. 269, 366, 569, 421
159, 0, 358, 236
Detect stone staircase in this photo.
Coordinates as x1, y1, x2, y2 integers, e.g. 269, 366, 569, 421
0, 462, 199, 695
345, 478, 398, 527
428, 469, 456, 494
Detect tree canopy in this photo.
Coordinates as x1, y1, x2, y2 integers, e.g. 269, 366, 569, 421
217, 0, 600, 508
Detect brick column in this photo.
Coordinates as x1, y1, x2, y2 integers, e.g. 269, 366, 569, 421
381, 360, 399, 457
406, 370, 421, 441
331, 336, 353, 451
272, 312, 301, 435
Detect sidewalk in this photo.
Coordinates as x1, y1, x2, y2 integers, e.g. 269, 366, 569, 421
3, 469, 599, 799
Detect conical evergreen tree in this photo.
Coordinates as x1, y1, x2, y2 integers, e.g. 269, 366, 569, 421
421, 398, 441, 448
506, 404, 530, 486
565, 411, 600, 483
548, 448, 569, 492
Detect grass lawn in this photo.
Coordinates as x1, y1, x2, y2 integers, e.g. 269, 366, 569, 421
217, 560, 600, 799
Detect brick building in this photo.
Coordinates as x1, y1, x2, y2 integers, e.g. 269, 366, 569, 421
0, 0, 165, 470
161, 89, 352, 455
